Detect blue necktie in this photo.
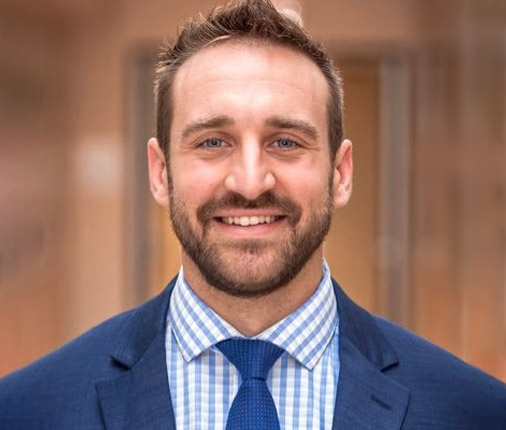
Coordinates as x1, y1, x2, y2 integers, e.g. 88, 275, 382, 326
216, 338, 284, 430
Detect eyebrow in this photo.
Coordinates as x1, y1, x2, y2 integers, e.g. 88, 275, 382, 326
181, 115, 234, 140
265, 116, 319, 140
180, 114, 319, 140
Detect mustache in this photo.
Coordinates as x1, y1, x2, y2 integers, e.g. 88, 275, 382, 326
197, 191, 302, 224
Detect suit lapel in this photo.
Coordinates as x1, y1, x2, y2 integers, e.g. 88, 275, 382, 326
94, 277, 409, 430
96, 281, 177, 430
332, 281, 410, 430
96, 329, 176, 430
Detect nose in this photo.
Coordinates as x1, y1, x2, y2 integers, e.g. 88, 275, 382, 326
224, 141, 276, 200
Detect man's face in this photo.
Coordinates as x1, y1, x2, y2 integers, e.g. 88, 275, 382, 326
153, 41, 349, 297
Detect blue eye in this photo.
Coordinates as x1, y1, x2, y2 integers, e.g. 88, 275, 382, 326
201, 137, 224, 148
274, 138, 297, 149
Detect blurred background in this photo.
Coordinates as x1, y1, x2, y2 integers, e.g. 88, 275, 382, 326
0, 0, 505, 381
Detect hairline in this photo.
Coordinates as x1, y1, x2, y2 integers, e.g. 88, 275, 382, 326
157, 34, 342, 162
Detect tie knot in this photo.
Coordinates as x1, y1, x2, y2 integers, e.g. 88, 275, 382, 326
217, 338, 284, 381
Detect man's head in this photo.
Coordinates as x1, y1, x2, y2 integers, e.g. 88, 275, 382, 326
148, 0, 353, 298
154, 0, 344, 161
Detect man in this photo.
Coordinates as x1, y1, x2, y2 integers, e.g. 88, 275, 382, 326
0, 0, 505, 429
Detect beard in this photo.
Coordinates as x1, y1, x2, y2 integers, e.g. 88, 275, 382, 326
168, 180, 334, 298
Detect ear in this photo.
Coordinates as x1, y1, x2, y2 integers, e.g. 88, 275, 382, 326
147, 137, 169, 208
332, 139, 353, 208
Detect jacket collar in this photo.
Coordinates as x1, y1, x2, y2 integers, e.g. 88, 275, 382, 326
109, 280, 175, 368
333, 280, 399, 371
96, 279, 177, 430
96, 278, 410, 429
332, 280, 410, 429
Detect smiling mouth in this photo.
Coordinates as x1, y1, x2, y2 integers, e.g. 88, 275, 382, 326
218, 215, 284, 226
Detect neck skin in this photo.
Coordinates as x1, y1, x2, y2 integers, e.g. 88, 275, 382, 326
181, 248, 325, 337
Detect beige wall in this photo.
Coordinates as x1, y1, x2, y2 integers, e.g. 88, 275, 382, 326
1, 0, 506, 382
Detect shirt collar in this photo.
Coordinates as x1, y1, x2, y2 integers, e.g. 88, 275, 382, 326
168, 260, 338, 370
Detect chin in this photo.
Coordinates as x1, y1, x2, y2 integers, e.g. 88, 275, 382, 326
208, 275, 290, 298
203, 254, 297, 298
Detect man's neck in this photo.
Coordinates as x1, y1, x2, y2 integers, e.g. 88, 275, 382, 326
181, 252, 325, 337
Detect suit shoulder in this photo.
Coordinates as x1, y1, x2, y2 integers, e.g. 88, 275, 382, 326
0, 306, 133, 393
0, 310, 129, 428
0, 280, 172, 429
0, 275, 174, 429
0, 281, 172, 394
372, 315, 506, 424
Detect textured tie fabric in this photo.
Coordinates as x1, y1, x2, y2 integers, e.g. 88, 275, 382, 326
216, 338, 284, 430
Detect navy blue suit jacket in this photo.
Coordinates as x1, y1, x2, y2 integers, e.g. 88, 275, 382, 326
1, 279, 505, 429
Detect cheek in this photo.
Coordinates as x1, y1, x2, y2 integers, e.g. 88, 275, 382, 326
301, 181, 330, 211
171, 162, 226, 208
277, 160, 329, 199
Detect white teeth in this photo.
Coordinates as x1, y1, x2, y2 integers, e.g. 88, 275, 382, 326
221, 215, 279, 226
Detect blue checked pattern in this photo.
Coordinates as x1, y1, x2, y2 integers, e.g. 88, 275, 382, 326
166, 260, 340, 429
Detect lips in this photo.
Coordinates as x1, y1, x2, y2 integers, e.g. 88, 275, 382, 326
220, 215, 283, 226
197, 191, 302, 227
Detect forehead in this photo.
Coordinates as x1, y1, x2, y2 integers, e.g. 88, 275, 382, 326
170, 40, 329, 133
174, 39, 326, 82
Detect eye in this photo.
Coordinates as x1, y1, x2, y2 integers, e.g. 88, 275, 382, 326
272, 138, 298, 150
200, 137, 225, 148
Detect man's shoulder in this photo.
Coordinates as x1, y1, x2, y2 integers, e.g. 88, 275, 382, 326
0, 307, 131, 415
334, 281, 505, 408
373, 313, 504, 385
0, 283, 173, 428
1, 305, 131, 385
371, 314, 506, 424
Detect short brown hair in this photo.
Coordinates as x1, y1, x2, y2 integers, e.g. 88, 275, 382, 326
154, 0, 343, 159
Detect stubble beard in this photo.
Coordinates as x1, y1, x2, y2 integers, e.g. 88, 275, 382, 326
168, 180, 334, 298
